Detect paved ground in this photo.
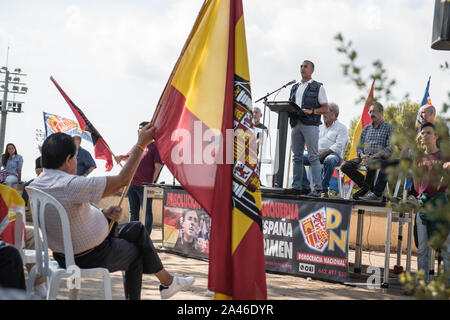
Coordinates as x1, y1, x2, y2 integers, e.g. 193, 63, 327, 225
41, 226, 433, 301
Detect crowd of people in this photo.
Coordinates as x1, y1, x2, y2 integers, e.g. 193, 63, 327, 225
283, 59, 449, 285
0, 59, 448, 299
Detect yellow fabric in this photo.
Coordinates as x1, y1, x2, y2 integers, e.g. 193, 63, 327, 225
0, 184, 25, 208
214, 292, 232, 300
347, 118, 362, 161
171, 0, 230, 132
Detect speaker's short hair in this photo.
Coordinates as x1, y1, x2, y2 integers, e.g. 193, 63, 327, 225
303, 60, 315, 70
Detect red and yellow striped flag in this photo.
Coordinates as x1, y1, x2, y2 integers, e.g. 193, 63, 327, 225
153, 0, 267, 299
347, 79, 375, 161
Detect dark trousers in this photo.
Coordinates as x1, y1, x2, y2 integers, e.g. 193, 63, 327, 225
21, 179, 35, 207
127, 184, 153, 235
341, 158, 400, 196
0, 240, 26, 290
53, 221, 163, 300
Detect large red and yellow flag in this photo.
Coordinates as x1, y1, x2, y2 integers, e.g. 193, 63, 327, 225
347, 79, 375, 161
153, 0, 266, 299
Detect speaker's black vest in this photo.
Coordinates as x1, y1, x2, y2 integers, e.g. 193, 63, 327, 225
289, 80, 323, 126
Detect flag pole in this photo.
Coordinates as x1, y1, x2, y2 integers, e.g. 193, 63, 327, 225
110, 115, 160, 233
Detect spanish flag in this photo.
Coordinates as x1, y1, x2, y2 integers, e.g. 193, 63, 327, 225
153, 0, 266, 299
347, 79, 375, 161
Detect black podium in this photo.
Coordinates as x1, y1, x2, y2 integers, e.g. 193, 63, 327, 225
266, 101, 300, 188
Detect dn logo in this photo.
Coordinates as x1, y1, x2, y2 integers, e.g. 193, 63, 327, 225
67, 265, 81, 290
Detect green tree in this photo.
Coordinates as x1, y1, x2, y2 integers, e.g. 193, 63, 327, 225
335, 33, 450, 299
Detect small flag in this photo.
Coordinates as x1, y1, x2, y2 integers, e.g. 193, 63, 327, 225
416, 76, 432, 127
50, 76, 114, 171
347, 79, 375, 161
43, 111, 93, 143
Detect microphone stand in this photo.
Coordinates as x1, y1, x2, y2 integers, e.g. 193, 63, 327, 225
254, 81, 295, 185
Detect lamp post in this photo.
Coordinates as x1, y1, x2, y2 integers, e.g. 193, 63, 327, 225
0, 66, 28, 153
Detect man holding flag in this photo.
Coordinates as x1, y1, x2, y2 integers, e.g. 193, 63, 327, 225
31, 126, 195, 300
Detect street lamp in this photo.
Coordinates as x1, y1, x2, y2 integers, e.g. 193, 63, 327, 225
0, 66, 28, 153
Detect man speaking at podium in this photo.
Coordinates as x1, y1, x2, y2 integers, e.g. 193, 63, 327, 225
287, 60, 329, 197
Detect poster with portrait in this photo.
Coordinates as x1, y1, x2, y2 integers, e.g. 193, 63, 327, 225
163, 189, 211, 259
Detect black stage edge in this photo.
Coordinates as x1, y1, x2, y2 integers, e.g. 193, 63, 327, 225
151, 183, 387, 207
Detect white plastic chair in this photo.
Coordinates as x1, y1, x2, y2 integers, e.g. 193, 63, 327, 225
13, 209, 36, 265
25, 186, 112, 300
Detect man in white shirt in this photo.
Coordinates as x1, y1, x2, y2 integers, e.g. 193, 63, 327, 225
300, 103, 348, 197
30, 125, 194, 300
287, 60, 329, 197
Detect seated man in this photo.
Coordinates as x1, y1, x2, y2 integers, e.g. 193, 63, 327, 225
301, 103, 348, 197
341, 102, 395, 201
30, 125, 194, 300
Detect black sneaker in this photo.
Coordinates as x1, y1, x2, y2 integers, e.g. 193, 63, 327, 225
285, 188, 301, 195
307, 190, 321, 197
352, 186, 369, 200
300, 188, 311, 195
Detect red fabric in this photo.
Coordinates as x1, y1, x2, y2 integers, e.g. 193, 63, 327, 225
155, 86, 220, 214
0, 196, 14, 245
50, 77, 114, 171
361, 80, 375, 128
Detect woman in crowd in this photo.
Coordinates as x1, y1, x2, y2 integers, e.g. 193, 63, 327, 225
0, 143, 23, 187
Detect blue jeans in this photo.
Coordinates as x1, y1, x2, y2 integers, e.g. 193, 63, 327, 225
291, 122, 321, 191
302, 152, 341, 191
127, 184, 153, 235
416, 214, 450, 284
3, 174, 18, 187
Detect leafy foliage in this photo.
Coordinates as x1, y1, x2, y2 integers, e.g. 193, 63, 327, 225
335, 33, 450, 299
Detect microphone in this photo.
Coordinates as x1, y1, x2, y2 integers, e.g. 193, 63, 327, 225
283, 80, 297, 87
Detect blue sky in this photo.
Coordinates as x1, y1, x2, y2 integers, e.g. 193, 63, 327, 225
0, 0, 448, 182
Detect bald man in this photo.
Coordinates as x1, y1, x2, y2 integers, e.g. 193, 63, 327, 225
419, 104, 436, 125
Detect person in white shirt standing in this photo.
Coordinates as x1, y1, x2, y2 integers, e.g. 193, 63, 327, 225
300, 103, 348, 197
287, 60, 329, 197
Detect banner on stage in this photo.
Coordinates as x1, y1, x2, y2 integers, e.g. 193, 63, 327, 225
162, 188, 351, 283
163, 189, 210, 259
262, 197, 351, 282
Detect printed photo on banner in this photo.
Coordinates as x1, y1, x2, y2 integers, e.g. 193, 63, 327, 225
163, 190, 210, 258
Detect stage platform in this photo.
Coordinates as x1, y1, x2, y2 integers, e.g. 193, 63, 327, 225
142, 184, 415, 288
